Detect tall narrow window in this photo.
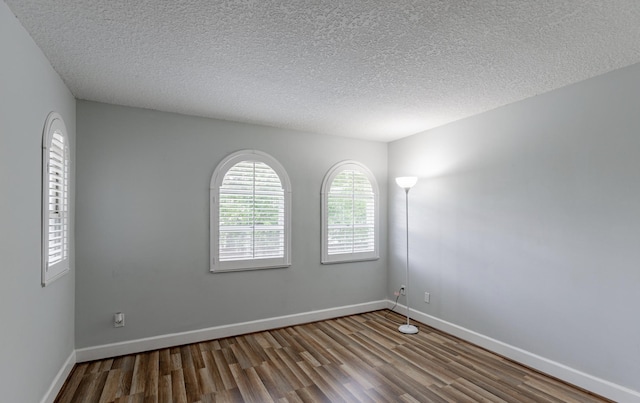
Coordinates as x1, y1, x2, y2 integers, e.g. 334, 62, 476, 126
210, 150, 291, 272
42, 112, 70, 285
321, 161, 379, 264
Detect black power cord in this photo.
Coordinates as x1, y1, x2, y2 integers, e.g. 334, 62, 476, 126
385, 286, 403, 321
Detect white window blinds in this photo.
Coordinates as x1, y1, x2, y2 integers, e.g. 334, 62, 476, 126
322, 161, 379, 264
219, 161, 285, 261
47, 131, 69, 265
42, 112, 70, 286
327, 170, 375, 255
211, 150, 291, 272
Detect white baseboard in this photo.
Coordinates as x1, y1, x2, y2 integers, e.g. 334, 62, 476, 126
389, 301, 640, 403
41, 350, 76, 403
76, 300, 388, 363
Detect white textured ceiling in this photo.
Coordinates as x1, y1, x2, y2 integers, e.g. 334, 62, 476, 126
6, 1, 640, 141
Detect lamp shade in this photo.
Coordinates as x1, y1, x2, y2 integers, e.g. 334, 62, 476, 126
395, 176, 418, 190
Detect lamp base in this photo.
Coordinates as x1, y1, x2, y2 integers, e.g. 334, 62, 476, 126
398, 324, 419, 334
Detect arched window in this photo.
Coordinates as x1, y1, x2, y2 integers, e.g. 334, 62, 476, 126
210, 150, 291, 272
321, 161, 379, 264
42, 112, 70, 285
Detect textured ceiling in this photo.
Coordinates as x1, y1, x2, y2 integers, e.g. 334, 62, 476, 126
5, 0, 640, 141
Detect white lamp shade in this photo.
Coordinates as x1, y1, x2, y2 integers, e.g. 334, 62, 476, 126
395, 176, 418, 190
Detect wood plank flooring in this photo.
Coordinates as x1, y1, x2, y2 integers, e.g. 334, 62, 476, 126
56, 310, 609, 402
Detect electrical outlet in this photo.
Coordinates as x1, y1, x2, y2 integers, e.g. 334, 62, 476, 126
424, 292, 430, 303
400, 285, 406, 295
114, 312, 125, 328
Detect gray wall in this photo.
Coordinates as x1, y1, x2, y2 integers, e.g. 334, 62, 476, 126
0, 2, 76, 401
75, 100, 388, 348
388, 63, 640, 392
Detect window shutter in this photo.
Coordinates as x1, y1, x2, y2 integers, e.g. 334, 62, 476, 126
327, 170, 375, 256
219, 161, 285, 262
321, 160, 378, 264
47, 132, 69, 266
42, 112, 70, 286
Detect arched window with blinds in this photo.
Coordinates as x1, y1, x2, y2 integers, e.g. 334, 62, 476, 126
210, 150, 291, 272
321, 161, 379, 264
42, 112, 70, 285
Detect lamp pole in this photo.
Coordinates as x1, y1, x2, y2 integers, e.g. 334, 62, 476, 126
396, 177, 418, 334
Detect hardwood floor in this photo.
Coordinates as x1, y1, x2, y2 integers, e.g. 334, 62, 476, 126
56, 310, 609, 402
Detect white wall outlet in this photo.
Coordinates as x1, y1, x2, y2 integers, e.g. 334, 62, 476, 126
424, 292, 430, 303
114, 312, 125, 328
400, 285, 406, 295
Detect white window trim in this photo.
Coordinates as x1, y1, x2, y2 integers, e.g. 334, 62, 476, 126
210, 150, 292, 273
321, 160, 379, 264
42, 112, 70, 286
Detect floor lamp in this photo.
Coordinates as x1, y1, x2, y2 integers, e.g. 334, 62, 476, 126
396, 176, 419, 334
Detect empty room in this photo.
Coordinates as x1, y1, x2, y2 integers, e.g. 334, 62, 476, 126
1, 1, 639, 402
